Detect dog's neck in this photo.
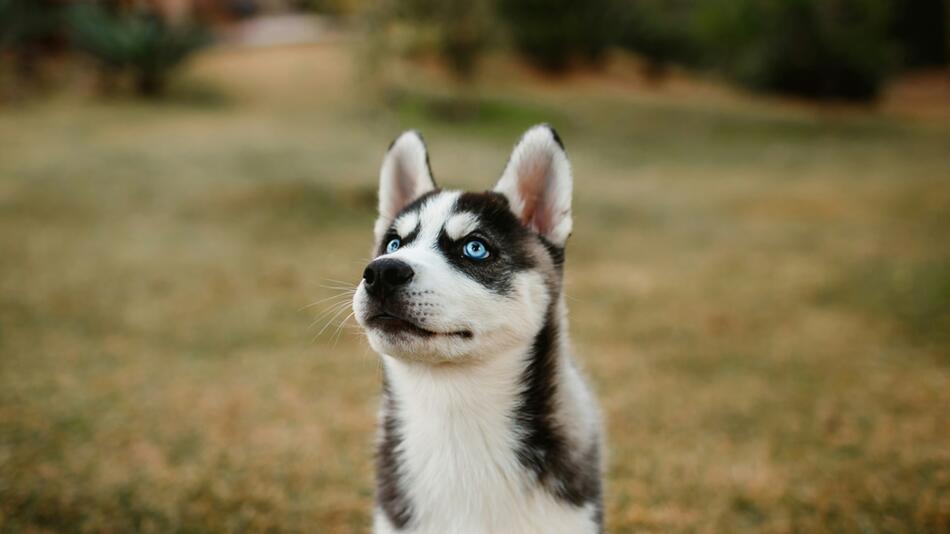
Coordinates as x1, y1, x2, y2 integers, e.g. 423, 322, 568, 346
376, 299, 601, 531
381, 298, 566, 436
384, 341, 533, 415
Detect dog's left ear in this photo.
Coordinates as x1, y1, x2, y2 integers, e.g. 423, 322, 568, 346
375, 130, 436, 239
494, 124, 573, 246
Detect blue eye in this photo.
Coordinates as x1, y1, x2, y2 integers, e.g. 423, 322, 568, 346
463, 239, 490, 261
386, 238, 401, 254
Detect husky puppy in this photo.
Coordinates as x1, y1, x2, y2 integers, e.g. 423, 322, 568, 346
353, 125, 603, 534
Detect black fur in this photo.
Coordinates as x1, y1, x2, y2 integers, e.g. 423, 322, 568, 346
545, 124, 566, 151
382, 191, 540, 294
515, 304, 603, 529
433, 192, 537, 294
379, 225, 420, 256
396, 188, 441, 223
376, 376, 413, 529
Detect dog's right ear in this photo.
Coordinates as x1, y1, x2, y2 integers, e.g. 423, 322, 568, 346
494, 124, 573, 246
375, 130, 436, 239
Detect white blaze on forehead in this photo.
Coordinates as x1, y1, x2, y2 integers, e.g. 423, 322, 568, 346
445, 212, 480, 241
394, 211, 420, 237
403, 191, 461, 248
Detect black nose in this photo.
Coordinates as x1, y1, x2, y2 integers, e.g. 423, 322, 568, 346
363, 258, 414, 298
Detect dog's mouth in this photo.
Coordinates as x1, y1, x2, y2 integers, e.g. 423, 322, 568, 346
367, 313, 473, 339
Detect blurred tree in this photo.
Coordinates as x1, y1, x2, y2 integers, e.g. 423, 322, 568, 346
692, 0, 896, 100
360, 0, 942, 101
295, 0, 360, 16
890, 0, 949, 67
425, 0, 490, 81
364, 0, 492, 81
496, 0, 619, 72
0, 0, 64, 82
615, 0, 698, 77
67, 1, 211, 97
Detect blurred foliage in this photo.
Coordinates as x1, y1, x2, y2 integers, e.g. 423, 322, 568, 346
2, 0, 948, 102
609, 0, 907, 100
0, 0, 63, 80
617, 0, 947, 100
67, 2, 211, 97
363, 0, 493, 81
692, 0, 897, 100
362, 0, 945, 101
615, 0, 699, 74
496, 0, 619, 72
0, 0, 59, 49
294, 0, 361, 16
891, 0, 949, 67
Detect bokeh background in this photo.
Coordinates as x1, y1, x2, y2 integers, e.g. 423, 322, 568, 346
2, 1, 948, 532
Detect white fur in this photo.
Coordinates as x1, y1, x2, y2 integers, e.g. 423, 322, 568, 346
394, 211, 420, 238
444, 211, 480, 241
374, 336, 600, 534
494, 125, 573, 245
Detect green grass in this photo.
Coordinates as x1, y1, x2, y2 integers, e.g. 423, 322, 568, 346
1, 44, 948, 533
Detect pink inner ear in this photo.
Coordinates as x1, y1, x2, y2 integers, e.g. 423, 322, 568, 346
394, 160, 417, 212
516, 156, 554, 236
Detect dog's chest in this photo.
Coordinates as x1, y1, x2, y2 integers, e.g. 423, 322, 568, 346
380, 355, 596, 534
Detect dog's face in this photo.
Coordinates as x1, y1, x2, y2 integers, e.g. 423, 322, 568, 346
353, 125, 573, 363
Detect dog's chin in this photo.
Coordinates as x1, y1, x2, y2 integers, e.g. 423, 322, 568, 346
360, 314, 475, 363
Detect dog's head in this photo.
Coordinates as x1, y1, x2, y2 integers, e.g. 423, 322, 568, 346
353, 125, 573, 363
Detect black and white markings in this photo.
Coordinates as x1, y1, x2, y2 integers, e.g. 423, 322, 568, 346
357, 125, 602, 534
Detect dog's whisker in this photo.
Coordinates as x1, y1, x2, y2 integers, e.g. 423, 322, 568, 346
312, 300, 352, 323
315, 304, 354, 338
314, 312, 350, 342
318, 284, 357, 292
310, 290, 355, 301
318, 283, 357, 290
309, 301, 352, 329
300, 293, 355, 311
310, 298, 351, 318
305, 301, 351, 323
321, 278, 358, 287
331, 311, 356, 348
310, 302, 351, 342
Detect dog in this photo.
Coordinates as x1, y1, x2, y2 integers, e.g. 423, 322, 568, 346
352, 125, 603, 534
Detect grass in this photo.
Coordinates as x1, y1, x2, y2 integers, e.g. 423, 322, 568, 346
1, 44, 948, 533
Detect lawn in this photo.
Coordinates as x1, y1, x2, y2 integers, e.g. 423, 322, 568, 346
1, 44, 948, 533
